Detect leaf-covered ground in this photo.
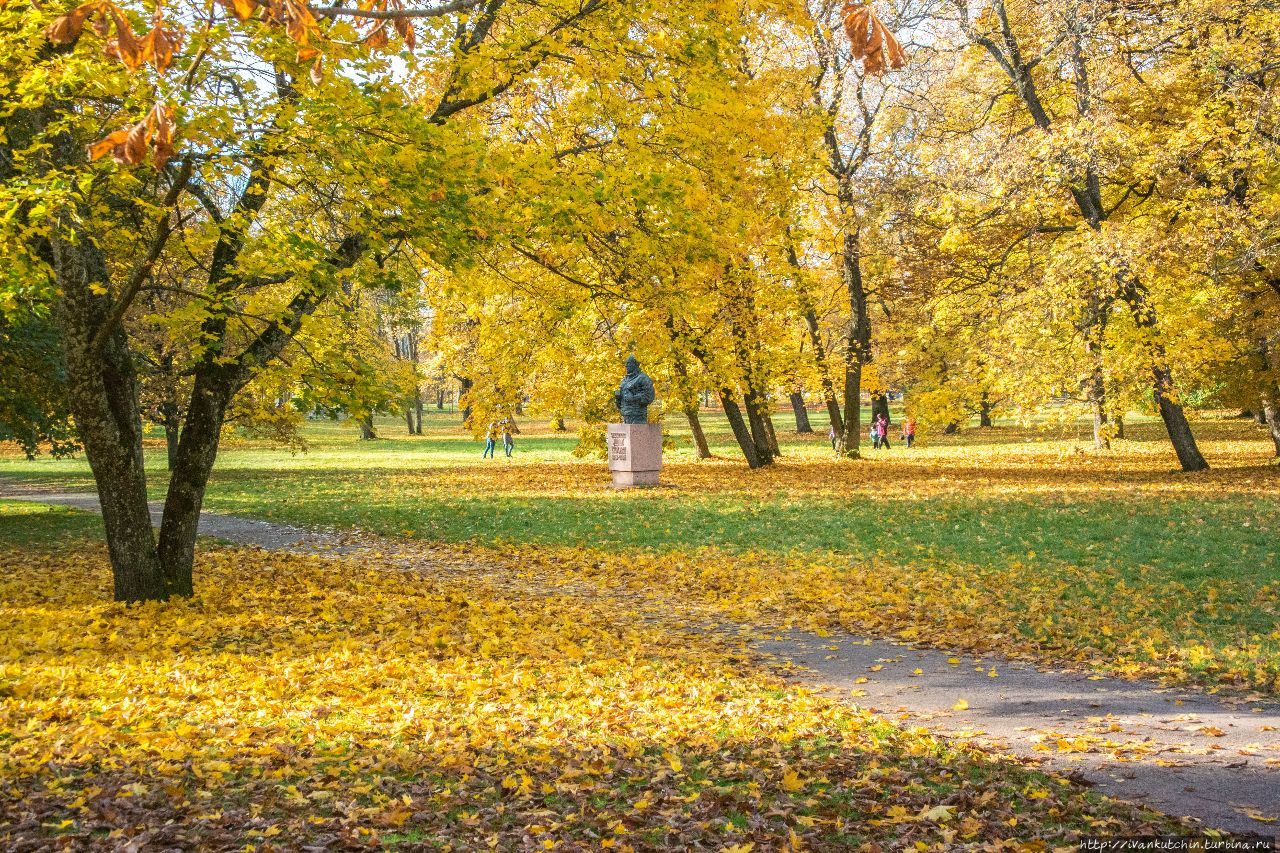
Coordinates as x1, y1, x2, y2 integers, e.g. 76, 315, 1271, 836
3, 413, 1278, 697
0, 511, 1187, 850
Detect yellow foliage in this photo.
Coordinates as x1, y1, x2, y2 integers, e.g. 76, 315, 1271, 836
0, 546, 1178, 847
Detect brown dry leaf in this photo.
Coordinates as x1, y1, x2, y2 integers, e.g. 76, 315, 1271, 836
106, 7, 144, 69
392, 17, 414, 50
140, 20, 182, 74
87, 128, 130, 161
1197, 726, 1226, 737
841, 2, 906, 75
309, 56, 324, 86
364, 23, 389, 50
150, 104, 175, 168
121, 116, 150, 165
283, 0, 318, 47
45, 5, 92, 44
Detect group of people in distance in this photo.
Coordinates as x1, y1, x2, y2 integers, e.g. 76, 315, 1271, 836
828, 413, 916, 451
482, 411, 917, 458
482, 419, 516, 459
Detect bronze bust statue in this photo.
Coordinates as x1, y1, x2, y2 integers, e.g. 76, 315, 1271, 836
614, 356, 655, 424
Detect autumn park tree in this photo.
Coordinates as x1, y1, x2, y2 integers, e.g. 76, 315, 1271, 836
3, 0, 1278, 600
1, 0, 631, 599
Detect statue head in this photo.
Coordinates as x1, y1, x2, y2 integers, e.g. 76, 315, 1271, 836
625, 355, 640, 375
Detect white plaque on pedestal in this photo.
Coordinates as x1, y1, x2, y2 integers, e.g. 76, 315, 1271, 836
607, 423, 662, 487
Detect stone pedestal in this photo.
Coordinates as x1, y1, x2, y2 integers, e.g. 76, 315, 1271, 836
607, 423, 662, 488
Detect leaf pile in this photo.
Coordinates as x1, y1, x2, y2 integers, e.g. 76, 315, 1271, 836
0, 545, 1180, 849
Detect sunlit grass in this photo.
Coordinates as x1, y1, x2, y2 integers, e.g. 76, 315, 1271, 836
3, 407, 1277, 692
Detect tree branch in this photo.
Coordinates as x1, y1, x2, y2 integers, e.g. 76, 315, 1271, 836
310, 0, 482, 19
89, 159, 194, 355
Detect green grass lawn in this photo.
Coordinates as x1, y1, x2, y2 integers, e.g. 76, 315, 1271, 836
3, 407, 1278, 691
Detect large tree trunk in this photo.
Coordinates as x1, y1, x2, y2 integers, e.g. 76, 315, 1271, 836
1087, 365, 1109, 450
840, 360, 863, 458
155, 369, 237, 597
871, 393, 890, 427
718, 389, 763, 469
1150, 365, 1207, 471
838, 228, 870, 459
54, 229, 167, 602
1263, 399, 1280, 458
458, 377, 473, 427
978, 392, 993, 428
160, 399, 181, 470
741, 385, 775, 465
686, 406, 712, 459
727, 305, 775, 466
802, 308, 843, 436
1120, 275, 1207, 471
404, 406, 415, 435
762, 405, 781, 458
789, 391, 813, 433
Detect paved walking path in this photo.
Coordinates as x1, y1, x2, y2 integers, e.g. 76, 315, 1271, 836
4, 486, 1279, 837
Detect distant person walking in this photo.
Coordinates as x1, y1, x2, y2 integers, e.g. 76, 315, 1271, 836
875, 413, 891, 449
828, 424, 838, 451
902, 416, 916, 448
482, 421, 498, 459
502, 420, 515, 458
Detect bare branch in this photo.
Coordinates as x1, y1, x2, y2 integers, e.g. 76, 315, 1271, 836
310, 0, 482, 19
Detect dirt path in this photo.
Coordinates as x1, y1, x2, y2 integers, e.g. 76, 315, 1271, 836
5, 488, 1279, 837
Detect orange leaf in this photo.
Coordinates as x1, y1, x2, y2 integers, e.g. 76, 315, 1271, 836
283, 0, 318, 45
392, 17, 414, 51
107, 8, 144, 69
118, 116, 150, 165
45, 6, 91, 44
141, 21, 182, 74
150, 104, 176, 168
219, 0, 259, 22
87, 128, 130, 161
364, 23, 388, 49
842, 2, 906, 75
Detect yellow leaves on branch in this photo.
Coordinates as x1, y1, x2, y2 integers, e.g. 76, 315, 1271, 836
841, 2, 906, 75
